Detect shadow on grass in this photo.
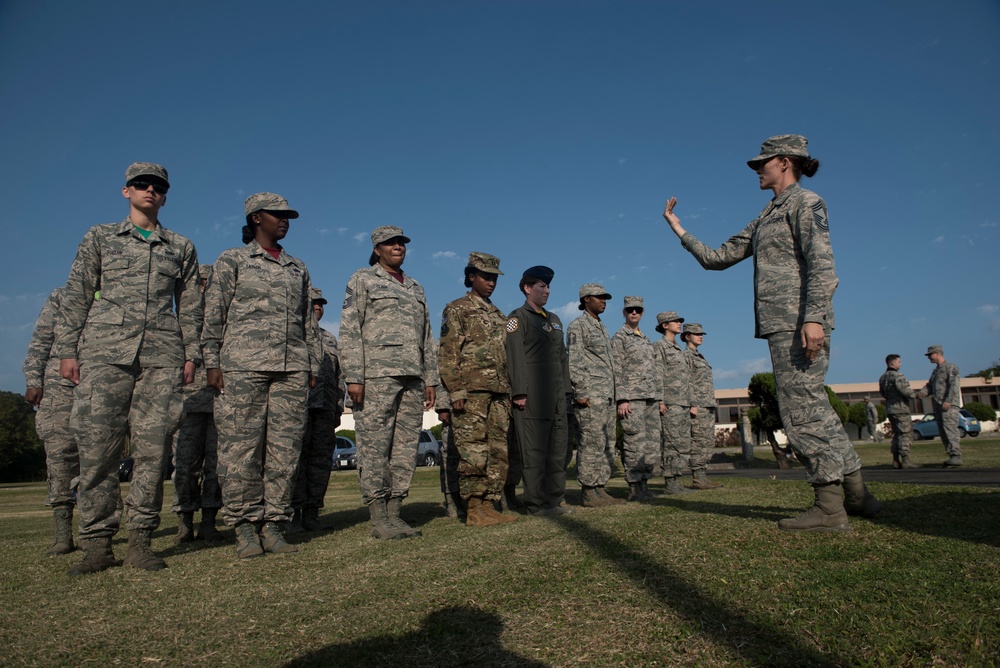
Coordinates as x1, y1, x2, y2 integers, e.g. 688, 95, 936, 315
877, 490, 1000, 547
284, 605, 546, 668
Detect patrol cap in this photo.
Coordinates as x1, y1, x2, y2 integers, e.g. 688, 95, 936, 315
125, 162, 169, 187
680, 322, 706, 341
521, 265, 554, 284
654, 311, 684, 333
310, 288, 328, 305
245, 192, 300, 219
623, 296, 644, 310
747, 134, 810, 170
464, 252, 503, 288
372, 225, 411, 246
925, 344, 943, 357
578, 283, 611, 309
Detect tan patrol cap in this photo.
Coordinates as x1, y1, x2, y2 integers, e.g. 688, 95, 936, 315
654, 311, 684, 333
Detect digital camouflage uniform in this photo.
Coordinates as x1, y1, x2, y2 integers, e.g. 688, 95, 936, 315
879, 366, 916, 459
864, 400, 882, 442
24, 288, 79, 510
202, 239, 321, 526
170, 365, 221, 514
55, 217, 202, 540
435, 386, 462, 510
684, 335, 716, 474
567, 306, 616, 489
654, 320, 691, 478
339, 261, 438, 505
611, 313, 660, 485
925, 354, 962, 458
439, 289, 511, 502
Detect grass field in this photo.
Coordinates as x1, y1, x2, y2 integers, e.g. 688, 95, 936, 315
1, 439, 998, 667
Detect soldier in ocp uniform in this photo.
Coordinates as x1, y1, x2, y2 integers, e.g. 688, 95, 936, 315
682, 323, 723, 490
434, 385, 464, 520
879, 354, 918, 469
439, 252, 516, 527
339, 226, 438, 540
566, 284, 623, 508
203, 192, 321, 559
24, 286, 80, 555
919, 345, 963, 467
654, 311, 693, 495
505, 266, 572, 516
56, 162, 202, 574
663, 134, 881, 532
611, 296, 661, 501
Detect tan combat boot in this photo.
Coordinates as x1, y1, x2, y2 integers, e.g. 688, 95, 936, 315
46, 506, 75, 555
465, 497, 501, 527
596, 487, 625, 505
581, 486, 609, 508
260, 521, 298, 554
691, 470, 723, 490
67, 536, 118, 576
386, 497, 422, 538
901, 455, 920, 469
481, 498, 518, 523
235, 521, 264, 559
777, 482, 851, 532
369, 499, 406, 540
123, 528, 168, 571
842, 470, 882, 517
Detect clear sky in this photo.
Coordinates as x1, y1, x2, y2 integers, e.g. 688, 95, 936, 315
2, 0, 998, 393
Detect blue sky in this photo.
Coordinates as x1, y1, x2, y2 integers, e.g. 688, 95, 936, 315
2, 1, 998, 393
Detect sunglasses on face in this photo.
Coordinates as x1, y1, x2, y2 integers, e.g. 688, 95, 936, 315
128, 179, 168, 195
625, 307, 643, 314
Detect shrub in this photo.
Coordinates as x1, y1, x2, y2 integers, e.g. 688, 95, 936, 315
714, 427, 740, 448
964, 401, 997, 423
336, 429, 356, 443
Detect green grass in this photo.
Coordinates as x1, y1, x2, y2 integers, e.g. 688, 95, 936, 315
2, 438, 999, 667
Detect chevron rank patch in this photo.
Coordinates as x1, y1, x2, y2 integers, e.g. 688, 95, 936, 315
811, 201, 828, 231
506, 317, 519, 333
343, 286, 353, 309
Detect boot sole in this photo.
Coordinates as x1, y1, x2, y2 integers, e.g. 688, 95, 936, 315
777, 524, 852, 532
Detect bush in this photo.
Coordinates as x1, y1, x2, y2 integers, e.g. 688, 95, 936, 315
826, 386, 849, 426
336, 429, 356, 443
964, 401, 997, 423
714, 427, 740, 448
0, 391, 46, 482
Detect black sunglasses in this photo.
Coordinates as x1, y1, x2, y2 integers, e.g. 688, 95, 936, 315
128, 179, 168, 195
625, 307, 644, 314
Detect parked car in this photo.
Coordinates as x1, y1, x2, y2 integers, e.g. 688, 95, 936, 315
912, 409, 982, 440
333, 436, 357, 470
416, 429, 441, 467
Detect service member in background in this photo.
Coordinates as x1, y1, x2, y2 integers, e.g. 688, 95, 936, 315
863, 397, 882, 443
56, 162, 202, 574
204, 193, 321, 559
611, 296, 661, 501
505, 266, 573, 516
340, 226, 438, 539
662, 134, 881, 532
171, 265, 223, 543
879, 354, 918, 469
434, 385, 465, 520
438, 253, 515, 527
24, 286, 80, 555
653, 311, 693, 496
919, 345, 963, 467
566, 284, 624, 508
682, 323, 723, 490
290, 288, 344, 533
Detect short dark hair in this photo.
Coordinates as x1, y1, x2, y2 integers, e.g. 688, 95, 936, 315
886, 354, 900, 365
519, 275, 542, 295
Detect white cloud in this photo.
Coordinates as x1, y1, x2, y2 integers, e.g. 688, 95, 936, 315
932, 235, 945, 244
981, 222, 998, 228
978, 304, 999, 315
633, 265, 649, 272
432, 251, 459, 260
318, 228, 330, 236
714, 357, 771, 381
551, 300, 580, 321
617, 213, 625, 219
618, 157, 627, 165
353, 232, 367, 243
336, 227, 348, 235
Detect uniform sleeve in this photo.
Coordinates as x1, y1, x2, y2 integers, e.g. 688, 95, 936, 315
338, 272, 368, 385
567, 319, 586, 399
302, 270, 323, 377
505, 311, 528, 397
201, 254, 236, 369
23, 291, 59, 388
422, 301, 440, 388
654, 341, 666, 403
610, 331, 626, 403
53, 228, 101, 359
679, 220, 755, 271
438, 303, 467, 402
558, 318, 571, 397
176, 241, 203, 365
896, 374, 915, 401
792, 193, 839, 326
947, 364, 961, 404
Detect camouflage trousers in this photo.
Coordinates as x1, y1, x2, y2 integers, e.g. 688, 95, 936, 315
35, 381, 78, 507
934, 405, 962, 457
866, 421, 883, 443
439, 420, 460, 497
619, 399, 659, 483
171, 411, 221, 513
354, 376, 424, 505
886, 413, 913, 457
688, 407, 716, 472
660, 404, 692, 477
510, 407, 568, 513
292, 408, 338, 509
215, 370, 309, 525
767, 331, 862, 484
71, 361, 182, 539
453, 392, 510, 501
575, 398, 615, 488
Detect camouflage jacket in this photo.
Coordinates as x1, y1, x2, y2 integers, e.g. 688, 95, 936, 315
339, 264, 438, 385
505, 303, 571, 418
610, 325, 659, 402
438, 292, 509, 402
926, 361, 961, 407
308, 328, 344, 413
23, 288, 75, 391
566, 313, 616, 403
680, 183, 837, 339
865, 401, 878, 424
654, 335, 690, 407
685, 347, 716, 408
202, 240, 321, 374
182, 366, 215, 413
879, 368, 916, 415
54, 218, 202, 366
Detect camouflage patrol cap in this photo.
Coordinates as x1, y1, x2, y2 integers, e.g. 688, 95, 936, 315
578, 283, 611, 309
680, 322, 706, 341
466, 252, 503, 275
654, 310, 684, 333
244, 192, 300, 219
925, 344, 943, 357
747, 134, 810, 169
372, 225, 411, 246
125, 162, 169, 186
310, 288, 328, 305
623, 296, 644, 310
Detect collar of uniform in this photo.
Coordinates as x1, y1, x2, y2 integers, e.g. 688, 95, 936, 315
771, 182, 801, 209
371, 262, 411, 286
246, 239, 288, 264
466, 292, 492, 308
620, 324, 645, 337
523, 301, 547, 317
119, 216, 166, 243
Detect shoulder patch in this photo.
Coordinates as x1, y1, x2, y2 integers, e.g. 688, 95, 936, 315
343, 285, 353, 309
567, 332, 576, 345
506, 317, 519, 333
810, 201, 828, 231
440, 311, 449, 337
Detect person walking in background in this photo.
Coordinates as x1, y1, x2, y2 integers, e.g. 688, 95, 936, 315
611, 296, 660, 501
879, 354, 918, 469
919, 345, 963, 467
56, 162, 202, 574
339, 226, 438, 540
567, 284, 623, 508
24, 286, 80, 555
662, 134, 881, 532
864, 397, 882, 443
203, 192, 321, 559
654, 311, 693, 496
683, 323, 723, 490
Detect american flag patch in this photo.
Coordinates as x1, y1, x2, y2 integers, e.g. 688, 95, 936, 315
811, 202, 828, 231
506, 317, 519, 333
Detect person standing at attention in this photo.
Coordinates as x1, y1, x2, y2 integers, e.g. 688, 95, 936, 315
879, 354, 918, 469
